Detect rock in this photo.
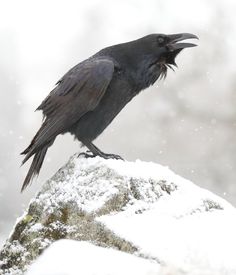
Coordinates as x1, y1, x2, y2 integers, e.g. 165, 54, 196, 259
1, 154, 236, 275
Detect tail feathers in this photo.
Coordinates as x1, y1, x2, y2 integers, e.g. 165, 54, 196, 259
21, 145, 31, 156
21, 145, 34, 165
21, 131, 44, 164
21, 119, 50, 162
21, 146, 48, 192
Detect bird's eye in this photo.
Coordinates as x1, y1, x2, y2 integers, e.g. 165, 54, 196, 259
157, 36, 165, 45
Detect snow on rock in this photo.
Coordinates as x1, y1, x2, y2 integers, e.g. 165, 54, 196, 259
26, 239, 160, 275
1, 154, 236, 275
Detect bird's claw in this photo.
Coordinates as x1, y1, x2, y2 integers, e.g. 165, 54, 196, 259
78, 151, 124, 161
103, 153, 124, 160
78, 150, 95, 159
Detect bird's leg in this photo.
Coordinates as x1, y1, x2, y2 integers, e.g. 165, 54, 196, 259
79, 141, 123, 160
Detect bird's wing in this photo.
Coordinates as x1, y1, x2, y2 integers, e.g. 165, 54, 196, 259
32, 58, 114, 151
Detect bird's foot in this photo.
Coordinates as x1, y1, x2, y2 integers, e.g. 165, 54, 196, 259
78, 150, 95, 159
99, 152, 124, 160
80, 142, 124, 160
78, 150, 123, 160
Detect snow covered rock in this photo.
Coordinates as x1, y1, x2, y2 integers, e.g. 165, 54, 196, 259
1, 154, 236, 275
26, 240, 160, 275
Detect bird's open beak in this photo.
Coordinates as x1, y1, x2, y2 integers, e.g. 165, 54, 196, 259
167, 33, 198, 51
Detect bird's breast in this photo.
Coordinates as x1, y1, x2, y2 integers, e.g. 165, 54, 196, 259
71, 76, 137, 142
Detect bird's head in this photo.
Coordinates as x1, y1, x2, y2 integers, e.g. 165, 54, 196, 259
139, 32, 198, 80
159, 33, 198, 61
98, 32, 198, 89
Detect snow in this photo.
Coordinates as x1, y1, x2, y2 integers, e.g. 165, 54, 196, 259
26, 240, 160, 275
3, 156, 236, 275
97, 158, 236, 273
33, 158, 122, 214
99, 207, 236, 274
34, 155, 181, 216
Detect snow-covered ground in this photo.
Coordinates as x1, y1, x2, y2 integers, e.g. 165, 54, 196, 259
2, 156, 236, 275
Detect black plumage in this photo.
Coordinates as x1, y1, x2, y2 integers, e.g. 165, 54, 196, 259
21, 33, 198, 191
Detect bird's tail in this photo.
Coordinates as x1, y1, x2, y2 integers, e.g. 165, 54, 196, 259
20, 118, 56, 192
21, 146, 49, 192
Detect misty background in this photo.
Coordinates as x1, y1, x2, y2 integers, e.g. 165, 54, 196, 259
1, 0, 236, 247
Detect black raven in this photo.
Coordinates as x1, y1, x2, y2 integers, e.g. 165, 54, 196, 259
21, 33, 198, 191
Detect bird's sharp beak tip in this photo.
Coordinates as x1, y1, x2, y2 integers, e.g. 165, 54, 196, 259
176, 33, 199, 41
167, 33, 199, 50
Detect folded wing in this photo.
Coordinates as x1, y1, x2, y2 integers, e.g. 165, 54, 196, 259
22, 58, 114, 163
